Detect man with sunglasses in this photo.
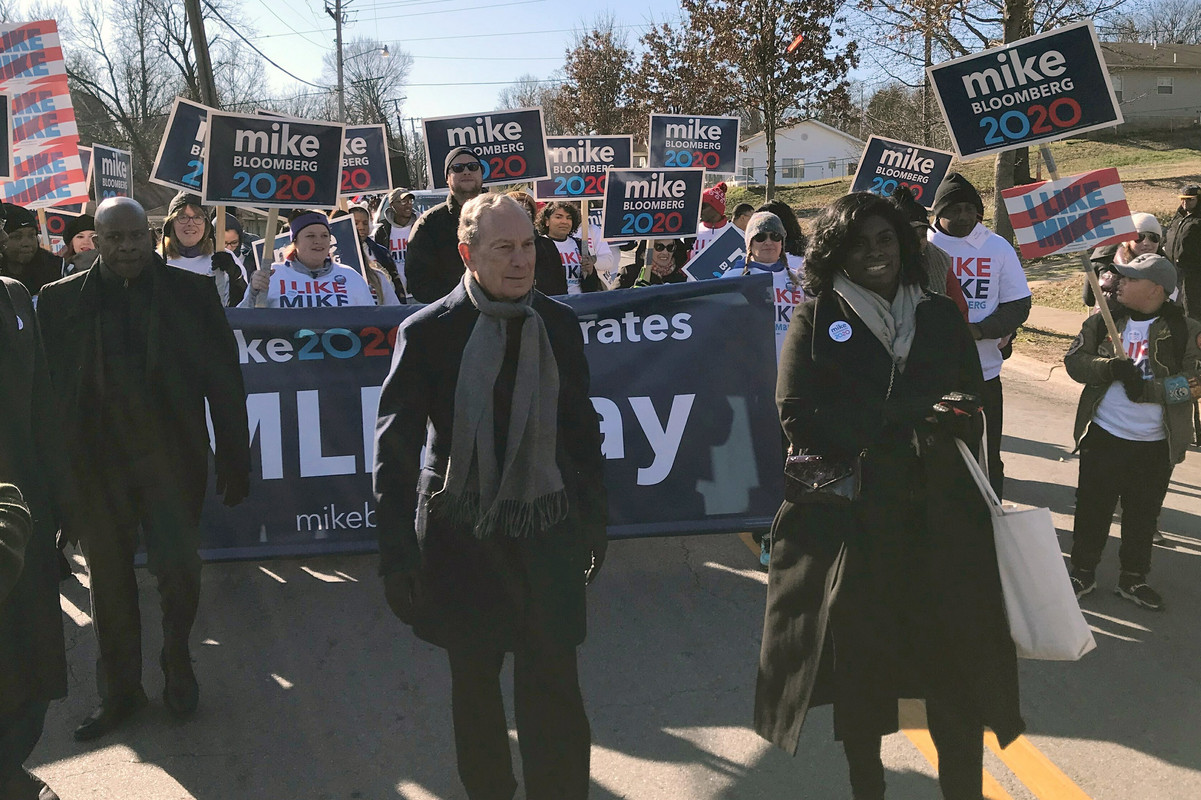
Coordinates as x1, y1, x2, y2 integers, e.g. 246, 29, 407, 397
1086, 212, 1169, 311
406, 147, 485, 303
1165, 184, 1201, 319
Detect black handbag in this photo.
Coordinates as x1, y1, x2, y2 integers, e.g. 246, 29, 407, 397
783, 451, 862, 505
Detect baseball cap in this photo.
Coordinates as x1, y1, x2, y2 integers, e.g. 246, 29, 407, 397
1113, 253, 1177, 295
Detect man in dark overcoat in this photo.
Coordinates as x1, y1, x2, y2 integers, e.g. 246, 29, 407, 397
374, 193, 608, 800
37, 197, 250, 742
1, 267, 69, 800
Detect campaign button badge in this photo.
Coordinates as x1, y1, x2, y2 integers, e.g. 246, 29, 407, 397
334, 274, 347, 285
829, 321, 852, 342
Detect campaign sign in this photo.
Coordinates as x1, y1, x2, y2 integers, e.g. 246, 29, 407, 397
422, 107, 548, 190
91, 143, 132, 198
683, 224, 746, 281
533, 135, 633, 201
251, 215, 365, 278
928, 21, 1121, 159
0, 93, 10, 181
340, 124, 391, 196
602, 168, 704, 241
1000, 167, 1135, 260
203, 111, 345, 209
198, 277, 781, 559
44, 207, 77, 250
648, 114, 741, 175
151, 96, 211, 192
850, 136, 954, 208
53, 144, 89, 214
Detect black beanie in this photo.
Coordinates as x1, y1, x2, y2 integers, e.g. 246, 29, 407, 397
167, 190, 206, 219
64, 214, 95, 242
444, 146, 482, 176
3, 203, 36, 233
932, 172, 984, 220
890, 186, 928, 226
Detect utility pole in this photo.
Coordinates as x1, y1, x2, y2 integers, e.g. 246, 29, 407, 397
184, 0, 218, 107
326, 0, 351, 122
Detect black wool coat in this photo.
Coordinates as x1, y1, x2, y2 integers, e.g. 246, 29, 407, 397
36, 256, 250, 527
0, 277, 68, 714
754, 289, 1024, 754
373, 283, 607, 652
405, 197, 466, 303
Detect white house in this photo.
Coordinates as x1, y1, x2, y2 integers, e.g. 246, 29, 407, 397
736, 120, 864, 185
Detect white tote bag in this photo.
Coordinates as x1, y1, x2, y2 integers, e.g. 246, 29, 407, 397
956, 439, 1096, 661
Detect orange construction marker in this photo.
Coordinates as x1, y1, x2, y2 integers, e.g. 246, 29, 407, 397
787, 33, 804, 53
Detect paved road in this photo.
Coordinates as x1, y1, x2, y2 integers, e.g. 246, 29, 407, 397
29, 363, 1201, 799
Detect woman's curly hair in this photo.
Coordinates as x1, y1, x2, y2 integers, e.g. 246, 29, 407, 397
535, 200, 581, 236
801, 192, 926, 297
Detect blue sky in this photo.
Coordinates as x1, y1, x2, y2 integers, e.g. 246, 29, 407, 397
240, 0, 687, 121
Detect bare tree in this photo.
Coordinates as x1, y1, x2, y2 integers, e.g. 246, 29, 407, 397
496, 73, 569, 135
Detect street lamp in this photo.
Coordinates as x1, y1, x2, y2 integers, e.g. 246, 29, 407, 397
337, 45, 389, 123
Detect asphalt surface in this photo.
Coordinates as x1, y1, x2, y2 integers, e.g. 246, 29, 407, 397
28, 360, 1201, 799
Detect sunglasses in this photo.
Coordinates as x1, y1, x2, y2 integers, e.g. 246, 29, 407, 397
653, 242, 676, 251
1136, 232, 1161, 244
752, 232, 783, 243
448, 162, 482, 174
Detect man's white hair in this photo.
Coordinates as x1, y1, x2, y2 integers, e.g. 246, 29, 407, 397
457, 193, 533, 247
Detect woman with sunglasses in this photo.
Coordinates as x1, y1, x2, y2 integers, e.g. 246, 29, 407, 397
721, 212, 806, 360
754, 192, 1023, 800
159, 192, 247, 307
1086, 212, 1172, 310
627, 239, 687, 286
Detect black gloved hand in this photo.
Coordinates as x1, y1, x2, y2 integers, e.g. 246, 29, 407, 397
211, 250, 241, 277
1109, 358, 1145, 401
928, 391, 983, 442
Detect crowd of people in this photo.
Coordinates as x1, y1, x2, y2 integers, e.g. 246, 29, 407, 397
1, 150, 1200, 800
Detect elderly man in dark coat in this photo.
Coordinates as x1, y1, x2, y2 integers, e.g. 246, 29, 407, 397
37, 197, 251, 742
374, 193, 608, 800
1, 269, 68, 800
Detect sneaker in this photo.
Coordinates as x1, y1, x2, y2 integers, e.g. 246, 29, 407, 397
759, 536, 771, 568
1069, 567, 1095, 599
1116, 575, 1164, 611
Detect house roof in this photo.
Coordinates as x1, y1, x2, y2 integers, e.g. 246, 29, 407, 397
739, 119, 864, 148
1101, 41, 1201, 70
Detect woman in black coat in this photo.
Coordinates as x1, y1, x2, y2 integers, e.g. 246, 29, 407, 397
754, 193, 1023, 800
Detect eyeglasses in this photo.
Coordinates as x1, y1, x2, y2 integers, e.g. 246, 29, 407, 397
176, 214, 205, 227
1136, 232, 1161, 244
653, 242, 676, 251
448, 162, 482, 174
752, 232, 783, 243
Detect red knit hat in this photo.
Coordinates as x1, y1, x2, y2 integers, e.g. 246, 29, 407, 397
702, 181, 727, 216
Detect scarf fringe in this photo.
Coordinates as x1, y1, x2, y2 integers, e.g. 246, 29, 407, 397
430, 488, 569, 540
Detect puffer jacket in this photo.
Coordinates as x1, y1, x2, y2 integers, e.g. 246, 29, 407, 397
1065, 302, 1201, 464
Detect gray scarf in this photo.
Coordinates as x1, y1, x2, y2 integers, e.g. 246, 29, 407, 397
833, 273, 922, 373
428, 272, 568, 538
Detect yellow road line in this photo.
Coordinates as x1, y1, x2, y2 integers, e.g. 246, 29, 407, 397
734, 533, 1093, 800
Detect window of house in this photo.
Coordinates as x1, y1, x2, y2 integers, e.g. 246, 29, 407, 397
1111, 75, 1123, 103
1158, 76, 1173, 95
741, 157, 755, 182
782, 158, 804, 180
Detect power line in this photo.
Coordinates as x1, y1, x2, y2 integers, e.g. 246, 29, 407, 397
249, 22, 650, 43
203, 0, 332, 90
253, 0, 329, 49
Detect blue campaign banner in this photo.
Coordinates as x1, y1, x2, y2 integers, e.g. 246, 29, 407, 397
422, 107, 549, 190
648, 114, 741, 175
601, 168, 704, 241
683, 224, 746, 281
92, 143, 132, 199
927, 21, 1121, 159
850, 136, 955, 208
341, 124, 391, 195
533, 135, 633, 201
198, 277, 781, 560
150, 96, 210, 193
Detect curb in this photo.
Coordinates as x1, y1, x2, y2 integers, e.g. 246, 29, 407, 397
1001, 353, 1080, 399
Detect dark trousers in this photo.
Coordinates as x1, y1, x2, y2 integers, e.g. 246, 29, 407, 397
1072, 425, 1172, 577
0, 699, 48, 784
82, 482, 202, 700
843, 699, 984, 800
447, 638, 590, 800
981, 377, 1005, 499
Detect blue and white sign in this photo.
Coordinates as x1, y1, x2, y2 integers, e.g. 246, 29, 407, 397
682, 224, 746, 281
648, 114, 741, 175
150, 96, 211, 192
533, 135, 633, 200
850, 136, 955, 208
601, 168, 704, 241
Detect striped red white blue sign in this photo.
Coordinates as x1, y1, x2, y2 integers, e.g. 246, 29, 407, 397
1001, 167, 1135, 260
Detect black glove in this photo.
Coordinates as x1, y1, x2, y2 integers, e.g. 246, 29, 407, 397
215, 469, 249, 507
1109, 358, 1145, 402
928, 391, 983, 442
211, 251, 241, 277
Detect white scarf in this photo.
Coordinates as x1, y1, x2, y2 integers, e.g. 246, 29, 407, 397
833, 273, 922, 373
